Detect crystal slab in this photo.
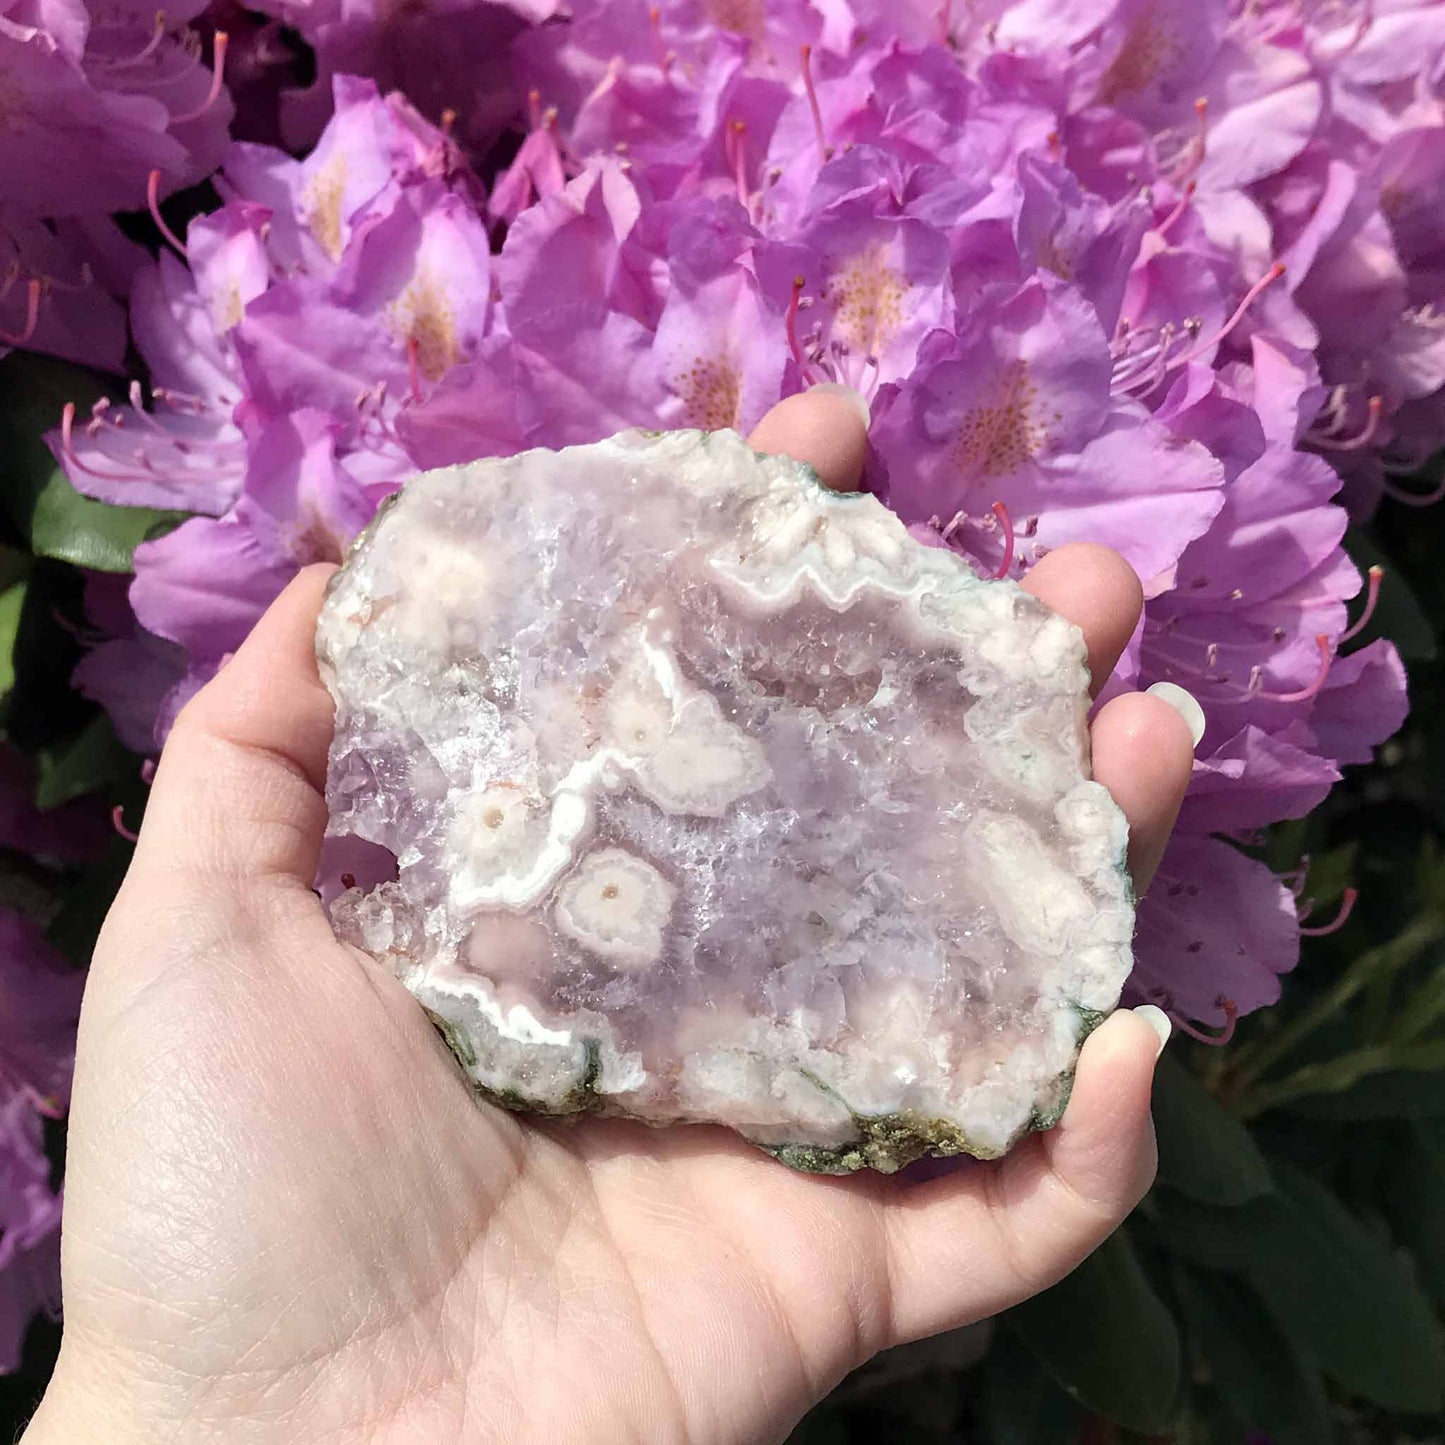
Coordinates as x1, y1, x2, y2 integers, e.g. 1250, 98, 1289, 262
318, 429, 1134, 1172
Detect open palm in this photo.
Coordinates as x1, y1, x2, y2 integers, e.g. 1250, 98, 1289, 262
27, 392, 1194, 1445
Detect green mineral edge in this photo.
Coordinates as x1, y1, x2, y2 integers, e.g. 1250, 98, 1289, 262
424, 1000, 1113, 1176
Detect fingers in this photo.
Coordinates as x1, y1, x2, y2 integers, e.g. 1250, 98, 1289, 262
748, 386, 871, 492
1023, 544, 1192, 890
879, 1008, 1166, 1345
750, 400, 1142, 698
1090, 691, 1195, 893
1022, 542, 1143, 698
126, 564, 338, 892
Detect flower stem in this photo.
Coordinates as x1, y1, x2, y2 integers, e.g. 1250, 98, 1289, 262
1226, 912, 1444, 1105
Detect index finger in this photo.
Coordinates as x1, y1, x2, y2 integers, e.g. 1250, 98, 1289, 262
128, 564, 338, 890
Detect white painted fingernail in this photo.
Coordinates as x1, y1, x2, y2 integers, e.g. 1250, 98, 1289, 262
1131, 1005, 1172, 1056
1146, 681, 1206, 749
808, 381, 871, 429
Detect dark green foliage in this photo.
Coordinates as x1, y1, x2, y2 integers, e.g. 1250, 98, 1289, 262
1152, 1052, 1273, 1205
1006, 1228, 1181, 1433
1174, 1266, 1334, 1445
980, 1331, 1084, 1445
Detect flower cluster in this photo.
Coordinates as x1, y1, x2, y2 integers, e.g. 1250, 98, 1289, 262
58, 0, 1437, 1044
0, 0, 234, 368
226, 0, 553, 153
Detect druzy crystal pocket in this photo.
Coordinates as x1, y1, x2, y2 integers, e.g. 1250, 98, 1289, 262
318, 429, 1133, 1173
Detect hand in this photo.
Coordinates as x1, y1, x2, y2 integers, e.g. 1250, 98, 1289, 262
26, 392, 1195, 1445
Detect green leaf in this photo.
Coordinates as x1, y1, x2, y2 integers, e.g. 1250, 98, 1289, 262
35, 712, 135, 810
1391, 961, 1445, 1046
0, 578, 26, 699
980, 1331, 1084, 1445
1157, 1162, 1445, 1411
1, 559, 93, 750
1153, 1053, 1273, 1205
1143, 1192, 1250, 1273
1175, 1266, 1334, 1445
1289, 1068, 1445, 1120
46, 839, 132, 968
1245, 1042, 1445, 1118
1005, 1228, 1181, 1434
1231, 913, 1445, 1109
1384, 1120, 1445, 1315
0, 544, 31, 593
1300, 843, 1359, 912
1268, 1163, 1445, 1410
0, 353, 184, 573
1344, 529, 1437, 661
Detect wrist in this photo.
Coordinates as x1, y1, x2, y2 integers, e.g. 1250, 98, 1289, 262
20, 1373, 131, 1445
20, 1349, 481, 1445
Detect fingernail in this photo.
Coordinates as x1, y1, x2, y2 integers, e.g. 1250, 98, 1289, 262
808, 381, 871, 429
1131, 1004, 1172, 1056
1146, 681, 1206, 749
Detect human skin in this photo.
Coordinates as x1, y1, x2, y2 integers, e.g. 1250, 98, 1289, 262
24, 391, 1195, 1445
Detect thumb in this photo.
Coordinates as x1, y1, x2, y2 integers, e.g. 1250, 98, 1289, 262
879, 1006, 1167, 1344
1034, 1006, 1168, 1231
125, 564, 339, 897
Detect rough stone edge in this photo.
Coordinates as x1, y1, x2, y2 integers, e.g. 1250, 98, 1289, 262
329, 433, 1136, 1175
425, 1000, 1116, 1175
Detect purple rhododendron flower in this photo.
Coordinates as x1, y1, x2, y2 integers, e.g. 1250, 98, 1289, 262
235, 0, 548, 153
0, 910, 84, 1370
0, 0, 232, 365
41, 5, 1440, 1047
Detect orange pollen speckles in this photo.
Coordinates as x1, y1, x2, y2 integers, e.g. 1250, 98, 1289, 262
303, 159, 349, 261
1379, 182, 1407, 218
952, 361, 1051, 479
216, 282, 245, 331
825, 245, 909, 356
1035, 234, 1074, 281
676, 355, 742, 431
1098, 15, 1181, 102
288, 506, 346, 565
706, 0, 765, 39
390, 277, 459, 383
0, 69, 29, 135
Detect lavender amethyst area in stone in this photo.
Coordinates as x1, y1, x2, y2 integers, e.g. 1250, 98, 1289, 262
318, 429, 1134, 1173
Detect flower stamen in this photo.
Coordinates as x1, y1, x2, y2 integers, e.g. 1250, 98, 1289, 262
1151, 989, 1238, 1046
1154, 179, 1197, 239
102, 9, 169, 70
0, 278, 42, 348
170, 32, 229, 126
786, 276, 819, 383
1249, 633, 1332, 703
146, 170, 188, 257
1309, 394, 1383, 452
1382, 471, 1445, 507
725, 118, 750, 211
1168, 262, 1286, 372
648, 7, 673, 76
799, 45, 833, 164
1340, 566, 1383, 644
990, 501, 1015, 578
112, 804, 140, 843
1299, 887, 1358, 936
